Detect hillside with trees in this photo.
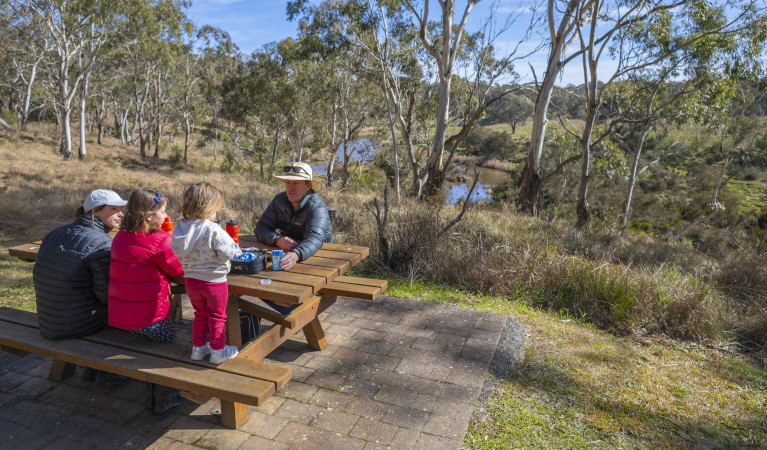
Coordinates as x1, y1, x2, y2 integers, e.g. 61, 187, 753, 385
1, 1, 767, 445
3, 0, 767, 344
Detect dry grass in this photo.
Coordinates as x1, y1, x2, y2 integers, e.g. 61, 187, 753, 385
0, 124, 761, 349
2, 124, 767, 448
360, 198, 736, 346
0, 125, 284, 240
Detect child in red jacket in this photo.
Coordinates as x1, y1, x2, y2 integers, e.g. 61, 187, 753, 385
109, 188, 185, 337
108, 188, 185, 414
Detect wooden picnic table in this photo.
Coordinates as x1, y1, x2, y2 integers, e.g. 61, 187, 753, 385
8, 234, 385, 363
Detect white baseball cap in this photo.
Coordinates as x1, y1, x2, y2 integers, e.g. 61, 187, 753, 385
83, 189, 128, 211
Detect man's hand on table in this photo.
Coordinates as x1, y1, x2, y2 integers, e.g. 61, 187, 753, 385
280, 251, 299, 270
276, 236, 298, 251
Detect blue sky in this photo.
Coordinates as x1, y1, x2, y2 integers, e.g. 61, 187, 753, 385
185, 0, 590, 86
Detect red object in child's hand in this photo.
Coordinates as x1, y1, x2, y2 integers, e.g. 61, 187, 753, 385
226, 219, 239, 244
161, 216, 174, 235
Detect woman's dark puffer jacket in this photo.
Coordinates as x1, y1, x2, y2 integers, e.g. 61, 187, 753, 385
33, 215, 113, 339
255, 191, 333, 261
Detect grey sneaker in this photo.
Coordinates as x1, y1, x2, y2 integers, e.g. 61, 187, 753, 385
191, 342, 211, 361
209, 345, 238, 365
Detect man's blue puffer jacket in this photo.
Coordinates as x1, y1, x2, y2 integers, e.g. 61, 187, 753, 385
33, 215, 113, 339
255, 191, 333, 261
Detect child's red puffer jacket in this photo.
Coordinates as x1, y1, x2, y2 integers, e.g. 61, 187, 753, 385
108, 230, 184, 330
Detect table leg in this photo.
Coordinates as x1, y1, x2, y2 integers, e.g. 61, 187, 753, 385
170, 293, 182, 322
225, 295, 243, 348
220, 400, 247, 429
303, 317, 327, 351
170, 284, 186, 322
239, 296, 322, 361
48, 359, 76, 381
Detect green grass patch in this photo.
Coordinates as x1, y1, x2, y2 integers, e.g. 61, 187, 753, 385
0, 251, 36, 311
726, 179, 767, 215
380, 280, 767, 448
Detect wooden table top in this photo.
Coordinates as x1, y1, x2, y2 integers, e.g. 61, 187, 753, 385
8, 234, 370, 306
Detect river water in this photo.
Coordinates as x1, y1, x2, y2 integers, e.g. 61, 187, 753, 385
311, 139, 510, 204
444, 166, 510, 204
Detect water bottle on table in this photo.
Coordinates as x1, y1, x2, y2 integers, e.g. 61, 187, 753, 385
225, 219, 239, 244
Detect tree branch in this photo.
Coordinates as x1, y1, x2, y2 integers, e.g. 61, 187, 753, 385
439, 167, 479, 237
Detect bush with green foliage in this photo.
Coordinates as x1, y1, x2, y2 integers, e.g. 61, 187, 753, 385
1, 109, 18, 126
169, 144, 184, 164
463, 127, 519, 160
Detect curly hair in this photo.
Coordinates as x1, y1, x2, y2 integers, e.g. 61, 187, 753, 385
182, 182, 223, 220
122, 188, 167, 233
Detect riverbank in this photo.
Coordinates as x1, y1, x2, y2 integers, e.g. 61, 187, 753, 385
1, 125, 766, 448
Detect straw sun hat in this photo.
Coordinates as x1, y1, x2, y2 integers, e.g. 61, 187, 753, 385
274, 162, 323, 192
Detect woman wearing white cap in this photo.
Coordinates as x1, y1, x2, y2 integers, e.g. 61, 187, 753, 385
33, 189, 127, 340
256, 163, 333, 312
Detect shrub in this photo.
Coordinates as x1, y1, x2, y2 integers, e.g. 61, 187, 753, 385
0, 109, 18, 126
742, 167, 761, 181
716, 250, 767, 351
361, 198, 729, 343
220, 147, 241, 173
463, 127, 519, 160
169, 144, 184, 164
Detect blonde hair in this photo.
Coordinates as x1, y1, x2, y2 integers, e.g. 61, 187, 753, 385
182, 182, 223, 220
123, 188, 167, 233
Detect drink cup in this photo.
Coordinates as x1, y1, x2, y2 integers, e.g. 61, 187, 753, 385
272, 250, 284, 271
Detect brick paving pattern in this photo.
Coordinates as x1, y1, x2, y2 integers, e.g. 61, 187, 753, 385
0, 296, 509, 449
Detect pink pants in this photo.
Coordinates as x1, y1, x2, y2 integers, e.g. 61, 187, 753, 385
185, 278, 229, 350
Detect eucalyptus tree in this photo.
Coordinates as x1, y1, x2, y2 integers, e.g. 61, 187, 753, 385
610, 65, 726, 232
439, 7, 541, 188
290, 0, 419, 199
402, 0, 541, 198
0, 3, 21, 119
570, 0, 766, 226
397, 0, 478, 197
290, 0, 536, 199
674, 87, 766, 240
17, 0, 133, 159
277, 38, 327, 163
3, 3, 52, 130
117, 0, 188, 158
517, 0, 589, 215
186, 25, 236, 163
485, 90, 534, 133
334, 58, 379, 189
219, 43, 293, 174
89, 57, 112, 144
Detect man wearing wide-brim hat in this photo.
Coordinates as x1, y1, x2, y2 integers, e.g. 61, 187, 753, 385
256, 162, 333, 277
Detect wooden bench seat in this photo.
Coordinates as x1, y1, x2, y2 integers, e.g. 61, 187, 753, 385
318, 276, 388, 300
0, 307, 291, 429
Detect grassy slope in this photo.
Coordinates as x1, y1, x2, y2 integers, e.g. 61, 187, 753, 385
1, 125, 766, 448
387, 281, 767, 448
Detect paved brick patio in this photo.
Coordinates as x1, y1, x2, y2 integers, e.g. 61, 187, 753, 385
0, 295, 510, 449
